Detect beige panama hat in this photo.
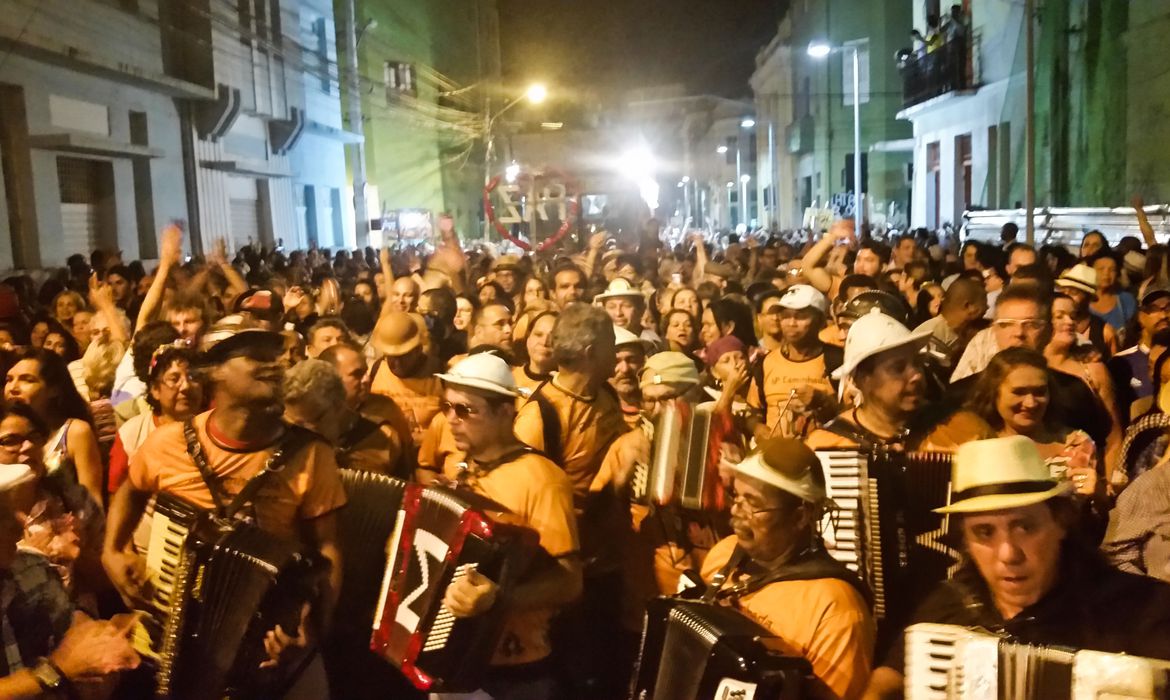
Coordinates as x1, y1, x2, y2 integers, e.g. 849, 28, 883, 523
935, 435, 1072, 514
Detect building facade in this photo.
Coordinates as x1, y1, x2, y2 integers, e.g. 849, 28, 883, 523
0, 0, 352, 269
752, 0, 914, 232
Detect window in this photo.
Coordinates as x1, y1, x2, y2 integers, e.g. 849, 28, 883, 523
384, 62, 416, 99
842, 41, 871, 106
725, 136, 737, 165
268, 0, 282, 50
313, 17, 330, 92
238, 0, 252, 47
795, 76, 810, 119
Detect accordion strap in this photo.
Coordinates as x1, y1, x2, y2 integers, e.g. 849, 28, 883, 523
184, 419, 315, 520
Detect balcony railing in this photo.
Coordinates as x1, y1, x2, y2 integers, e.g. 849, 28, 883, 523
898, 32, 978, 109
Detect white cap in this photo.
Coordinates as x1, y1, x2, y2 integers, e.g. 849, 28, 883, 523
613, 325, 643, 348
778, 284, 828, 314
831, 310, 932, 380
436, 352, 519, 398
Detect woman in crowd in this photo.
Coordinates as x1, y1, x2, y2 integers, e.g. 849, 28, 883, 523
52, 289, 86, 329
960, 348, 1098, 493
3, 349, 104, 504
661, 308, 700, 357
106, 343, 202, 494
0, 403, 104, 601
1045, 293, 1124, 481
454, 294, 477, 332
512, 310, 558, 394
1090, 253, 1137, 338
699, 298, 758, 357
671, 287, 702, 319
43, 319, 81, 363
1080, 230, 1109, 260
522, 277, 550, 312
29, 315, 51, 349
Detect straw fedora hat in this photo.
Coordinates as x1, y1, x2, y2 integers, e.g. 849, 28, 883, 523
595, 277, 644, 302
1055, 263, 1098, 298
371, 311, 426, 357
935, 435, 1072, 514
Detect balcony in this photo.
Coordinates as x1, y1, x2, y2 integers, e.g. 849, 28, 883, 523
898, 33, 978, 109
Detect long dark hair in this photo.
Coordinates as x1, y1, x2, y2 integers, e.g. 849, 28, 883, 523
707, 297, 758, 348
660, 308, 699, 352
5, 348, 92, 426
964, 348, 1055, 432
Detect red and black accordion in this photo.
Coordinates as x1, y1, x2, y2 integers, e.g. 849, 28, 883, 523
371, 482, 541, 692
631, 399, 725, 511
131, 492, 325, 700
815, 449, 953, 642
631, 598, 811, 700
905, 623, 1170, 699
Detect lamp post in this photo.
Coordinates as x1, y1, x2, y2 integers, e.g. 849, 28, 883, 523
483, 83, 547, 238
808, 40, 863, 223
739, 117, 756, 228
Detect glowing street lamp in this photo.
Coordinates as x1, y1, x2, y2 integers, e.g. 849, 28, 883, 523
740, 118, 756, 129
807, 41, 832, 59
740, 174, 751, 184
808, 39, 863, 220
526, 83, 548, 105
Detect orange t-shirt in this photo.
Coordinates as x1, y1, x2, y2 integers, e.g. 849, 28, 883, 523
454, 452, 579, 666
369, 361, 443, 449
416, 412, 464, 480
128, 411, 348, 542
748, 347, 834, 430
701, 536, 875, 700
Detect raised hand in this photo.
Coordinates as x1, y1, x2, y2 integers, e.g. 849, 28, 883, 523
160, 224, 183, 267
88, 273, 114, 310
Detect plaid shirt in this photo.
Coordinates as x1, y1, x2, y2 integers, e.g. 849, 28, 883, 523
0, 551, 74, 675
1104, 459, 1170, 581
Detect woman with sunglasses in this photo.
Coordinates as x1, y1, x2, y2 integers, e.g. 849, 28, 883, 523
3, 349, 104, 506
106, 344, 203, 495
0, 403, 103, 602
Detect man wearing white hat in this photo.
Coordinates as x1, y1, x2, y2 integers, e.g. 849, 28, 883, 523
595, 278, 662, 348
866, 436, 1170, 699
610, 326, 648, 429
432, 353, 582, 698
748, 284, 841, 441
1054, 262, 1117, 357
701, 437, 874, 700
806, 310, 932, 451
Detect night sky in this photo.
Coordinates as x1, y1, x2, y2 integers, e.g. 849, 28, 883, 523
497, 0, 788, 100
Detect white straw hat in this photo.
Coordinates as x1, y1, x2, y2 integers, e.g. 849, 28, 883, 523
613, 325, 644, 349
595, 277, 644, 302
435, 352, 519, 398
831, 310, 931, 380
1055, 263, 1098, 298
935, 435, 1072, 514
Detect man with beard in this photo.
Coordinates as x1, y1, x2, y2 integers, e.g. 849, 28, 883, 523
749, 285, 840, 441
102, 321, 346, 696
806, 312, 932, 451
468, 301, 515, 357
432, 353, 582, 699
1110, 283, 1170, 416
551, 264, 587, 310
701, 438, 874, 700
610, 326, 647, 428
318, 342, 403, 476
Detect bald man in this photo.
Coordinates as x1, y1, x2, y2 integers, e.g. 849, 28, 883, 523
389, 277, 420, 313
914, 276, 988, 365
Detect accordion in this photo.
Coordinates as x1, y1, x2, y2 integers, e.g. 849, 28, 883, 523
333, 469, 408, 642
631, 399, 724, 511
631, 598, 811, 700
905, 623, 1170, 699
815, 449, 954, 636
131, 492, 325, 700
371, 482, 541, 692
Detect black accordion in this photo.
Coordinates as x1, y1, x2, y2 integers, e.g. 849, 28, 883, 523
905, 623, 1170, 699
333, 469, 408, 643
631, 399, 724, 510
631, 598, 811, 700
371, 482, 541, 692
815, 449, 953, 642
131, 492, 325, 700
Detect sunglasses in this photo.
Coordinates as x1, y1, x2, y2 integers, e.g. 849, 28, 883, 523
439, 400, 481, 421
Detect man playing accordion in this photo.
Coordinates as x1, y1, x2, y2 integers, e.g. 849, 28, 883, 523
865, 435, 1170, 698
701, 438, 875, 700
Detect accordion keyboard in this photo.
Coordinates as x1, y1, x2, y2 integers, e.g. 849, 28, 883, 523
814, 451, 864, 571
132, 495, 199, 661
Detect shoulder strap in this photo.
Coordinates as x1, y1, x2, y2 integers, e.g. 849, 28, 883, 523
523, 380, 563, 465
184, 420, 230, 516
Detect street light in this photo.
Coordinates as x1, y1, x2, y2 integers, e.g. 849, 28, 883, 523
740, 118, 756, 129
526, 83, 548, 105
808, 39, 863, 223
716, 145, 729, 155
740, 174, 751, 184
483, 82, 551, 237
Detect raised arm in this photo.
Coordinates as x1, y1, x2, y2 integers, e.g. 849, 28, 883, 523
209, 237, 249, 300
582, 231, 606, 279
1132, 195, 1158, 248
89, 274, 129, 347
800, 220, 853, 294
135, 224, 182, 332
691, 232, 710, 281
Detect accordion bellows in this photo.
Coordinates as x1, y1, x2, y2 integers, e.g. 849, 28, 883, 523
905, 623, 1170, 699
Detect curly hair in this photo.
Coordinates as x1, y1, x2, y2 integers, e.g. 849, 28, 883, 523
551, 303, 613, 367
283, 359, 346, 425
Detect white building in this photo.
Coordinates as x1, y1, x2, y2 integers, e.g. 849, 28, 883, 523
898, 1, 1027, 230
751, 17, 797, 229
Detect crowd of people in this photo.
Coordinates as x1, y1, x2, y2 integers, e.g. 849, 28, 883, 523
0, 207, 1170, 700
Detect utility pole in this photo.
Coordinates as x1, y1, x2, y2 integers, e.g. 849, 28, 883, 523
1024, 0, 1036, 245
343, 0, 369, 247
852, 46, 862, 226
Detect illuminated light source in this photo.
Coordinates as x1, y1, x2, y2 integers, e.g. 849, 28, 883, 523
617, 146, 659, 211
540, 122, 563, 130
677, 181, 685, 188
726, 182, 735, 189
740, 174, 751, 184
741, 118, 756, 128
505, 161, 520, 183
716, 145, 729, 154
526, 83, 548, 104
807, 41, 832, 58
681, 175, 691, 183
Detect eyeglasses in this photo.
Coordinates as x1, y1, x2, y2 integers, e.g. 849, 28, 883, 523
158, 372, 192, 390
642, 393, 682, 409
728, 489, 785, 518
0, 432, 38, 449
439, 400, 481, 421
992, 318, 1047, 332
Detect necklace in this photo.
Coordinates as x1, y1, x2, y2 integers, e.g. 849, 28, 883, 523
551, 375, 595, 402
